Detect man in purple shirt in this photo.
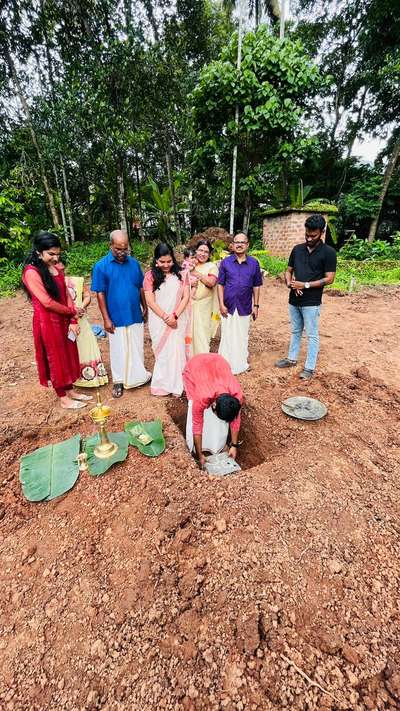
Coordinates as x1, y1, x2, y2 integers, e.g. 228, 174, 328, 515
217, 233, 263, 374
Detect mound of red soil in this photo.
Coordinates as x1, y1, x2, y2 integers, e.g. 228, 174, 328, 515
187, 227, 232, 250
1, 282, 400, 709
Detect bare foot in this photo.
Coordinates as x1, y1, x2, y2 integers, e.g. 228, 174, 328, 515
60, 396, 87, 410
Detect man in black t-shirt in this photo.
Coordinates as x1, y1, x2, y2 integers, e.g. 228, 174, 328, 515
275, 214, 337, 379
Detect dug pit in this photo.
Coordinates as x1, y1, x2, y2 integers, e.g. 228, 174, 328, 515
166, 398, 279, 471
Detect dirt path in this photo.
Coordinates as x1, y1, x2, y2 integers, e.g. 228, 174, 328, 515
1, 282, 400, 710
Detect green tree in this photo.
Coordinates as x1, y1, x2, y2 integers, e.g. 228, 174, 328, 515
295, 0, 400, 241
191, 25, 322, 231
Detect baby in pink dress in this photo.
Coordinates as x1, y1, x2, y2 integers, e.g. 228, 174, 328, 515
182, 248, 198, 297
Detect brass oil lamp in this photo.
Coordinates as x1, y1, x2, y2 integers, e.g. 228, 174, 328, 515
89, 391, 118, 459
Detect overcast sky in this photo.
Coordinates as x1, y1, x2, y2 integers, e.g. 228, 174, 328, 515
353, 136, 386, 164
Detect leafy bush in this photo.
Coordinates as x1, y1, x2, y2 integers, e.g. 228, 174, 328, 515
64, 239, 154, 276
339, 175, 382, 219
63, 240, 109, 276
210, 239, 229, 262
250, 250, 287, 275
0, 263, 23, 297
248, 224, 264, 250
340, 235, 400, 260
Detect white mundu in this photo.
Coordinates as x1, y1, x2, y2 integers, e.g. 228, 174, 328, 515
218, 309, 251, 375
186, 400, 229, 454
108, 323, 151, 387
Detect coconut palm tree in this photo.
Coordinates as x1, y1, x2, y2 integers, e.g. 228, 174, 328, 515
222, 0, 281, 27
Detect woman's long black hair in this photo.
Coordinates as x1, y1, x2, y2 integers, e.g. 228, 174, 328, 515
22, 232, 61, 300
151, 242, 181, 292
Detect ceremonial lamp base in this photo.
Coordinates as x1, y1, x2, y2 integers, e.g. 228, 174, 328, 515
94, 423, 118, 459
89, 391, 119, 460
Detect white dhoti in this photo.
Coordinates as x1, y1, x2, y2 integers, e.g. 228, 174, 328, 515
108, 324, 151, 388
218, 309, 251, 375
185, 401, 229, 455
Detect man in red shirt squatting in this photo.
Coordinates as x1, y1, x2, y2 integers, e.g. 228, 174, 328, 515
183, 353, 243, 469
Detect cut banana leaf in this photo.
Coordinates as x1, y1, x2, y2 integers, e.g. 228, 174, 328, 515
124, 419, 165, 457
84, 431, 129, 476
19, 434, 81, 502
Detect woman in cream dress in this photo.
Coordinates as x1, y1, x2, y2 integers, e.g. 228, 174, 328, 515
189, 239, 219, 355
65, 276, 108, 388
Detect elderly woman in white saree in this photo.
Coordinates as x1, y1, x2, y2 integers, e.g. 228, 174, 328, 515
188, 239, 219, 355
144, 243, 191, 397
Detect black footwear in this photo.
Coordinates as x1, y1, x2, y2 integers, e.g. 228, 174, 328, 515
275, 358, 297, 369
299, 369, 314, 380
112, 383, 124, 398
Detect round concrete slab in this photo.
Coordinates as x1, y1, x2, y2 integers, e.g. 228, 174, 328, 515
281, 396, 328, 421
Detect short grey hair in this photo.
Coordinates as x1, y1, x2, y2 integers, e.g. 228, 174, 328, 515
110, 229, 128, 245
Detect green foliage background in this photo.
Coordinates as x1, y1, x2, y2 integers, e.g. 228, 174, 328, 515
0, 0, 399, 282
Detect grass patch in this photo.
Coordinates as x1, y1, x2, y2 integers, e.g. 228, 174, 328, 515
331, 258, 400, 291
250, 250, 400, 292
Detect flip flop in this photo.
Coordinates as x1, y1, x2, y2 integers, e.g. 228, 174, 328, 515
60, 400, 87, 410
70, 393, 94, 402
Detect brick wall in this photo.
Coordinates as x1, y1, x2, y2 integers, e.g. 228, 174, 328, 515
263, 210, 329, 258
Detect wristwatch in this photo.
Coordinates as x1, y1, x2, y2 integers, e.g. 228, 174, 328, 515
304, 282, 310, 289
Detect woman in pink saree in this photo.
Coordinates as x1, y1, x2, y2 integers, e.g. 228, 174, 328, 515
144, 243, 191, 396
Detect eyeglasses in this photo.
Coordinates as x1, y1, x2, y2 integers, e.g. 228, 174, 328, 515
233, 241, 248, 246
113, 247, 129, 253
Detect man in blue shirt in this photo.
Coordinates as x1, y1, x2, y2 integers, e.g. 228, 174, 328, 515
91, 230, 151, 397
217, 233, 263, 374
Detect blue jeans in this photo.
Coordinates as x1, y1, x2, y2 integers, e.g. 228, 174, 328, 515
288, 304, 321, 371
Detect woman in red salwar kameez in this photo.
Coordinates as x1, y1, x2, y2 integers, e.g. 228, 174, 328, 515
22, 233, 93, 410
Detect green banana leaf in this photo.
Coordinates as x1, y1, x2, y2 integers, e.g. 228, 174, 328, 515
84, 431, 129, 476
19, 434, 81, 502
124, 419, 165, 457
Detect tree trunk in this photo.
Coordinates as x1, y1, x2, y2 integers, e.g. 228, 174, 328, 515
41, 1, 76, 240
165, 148, 181, 245
60, 160, 75, 242
336, 86, 368, 199
83, 169, 93, 240
368, 137, 400, 243
279, 0, 286, 39
3, 43, 59, 227
229, 1, 244, 235
134, 152, 145, 242
53, 164, 69, 244
142, 1, 160, 41
242, 192, 251, 234
124, 0, 133, 34
117, 163, 127, 232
